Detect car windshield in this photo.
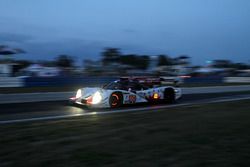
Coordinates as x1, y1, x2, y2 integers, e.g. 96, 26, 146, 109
103, 81, 127, 90
103, 80, 147, 91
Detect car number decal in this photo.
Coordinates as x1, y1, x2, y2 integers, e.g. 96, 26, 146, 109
129, 95, 136, 103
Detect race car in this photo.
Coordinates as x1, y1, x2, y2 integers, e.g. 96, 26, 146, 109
69, 77, 182, 108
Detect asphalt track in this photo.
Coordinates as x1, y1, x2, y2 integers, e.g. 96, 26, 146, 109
1, 85, 250, 104
1, 91, 250, 124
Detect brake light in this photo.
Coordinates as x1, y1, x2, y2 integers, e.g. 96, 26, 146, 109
153, 93, 159, 99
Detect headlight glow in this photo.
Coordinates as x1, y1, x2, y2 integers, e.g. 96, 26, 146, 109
76, 89, 82, 98
92, 91, 102, 104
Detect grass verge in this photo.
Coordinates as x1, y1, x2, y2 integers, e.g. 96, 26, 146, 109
1, 100, 250, 166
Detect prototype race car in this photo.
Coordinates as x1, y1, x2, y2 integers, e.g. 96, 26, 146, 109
69, 77, 182, 108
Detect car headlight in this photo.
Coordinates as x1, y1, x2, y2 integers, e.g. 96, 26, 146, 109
76, 89, 82, 98
92, 91, 102, 104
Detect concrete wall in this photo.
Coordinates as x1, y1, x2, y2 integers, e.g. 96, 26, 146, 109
183, 76, 223, 83
0, 77, 24, 87
23, 76, 118, 87
0, 64, 12, 77
0, 76, 250, 88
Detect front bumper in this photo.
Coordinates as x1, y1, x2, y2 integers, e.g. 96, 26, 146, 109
69, 97, 87, 105
69, 97, 105, 108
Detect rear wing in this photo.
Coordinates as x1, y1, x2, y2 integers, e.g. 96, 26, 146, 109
120, 76, 182, 87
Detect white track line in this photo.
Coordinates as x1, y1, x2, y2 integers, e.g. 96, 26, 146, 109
1, 96, 250, 124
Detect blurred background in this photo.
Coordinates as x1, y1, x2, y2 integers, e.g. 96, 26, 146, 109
1, 1, 250, 166
0, 0, 250, 89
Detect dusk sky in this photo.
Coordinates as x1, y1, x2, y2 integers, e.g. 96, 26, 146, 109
0, 0, 250, 65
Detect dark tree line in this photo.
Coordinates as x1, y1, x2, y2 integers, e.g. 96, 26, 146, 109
101, 48, 191, 70
101, 48, 151, 70
3, 44, 250, 72
120, 54, 150, 70
55, 55, 74, 68
157, 55, 172, 66
212, 60, 250, 69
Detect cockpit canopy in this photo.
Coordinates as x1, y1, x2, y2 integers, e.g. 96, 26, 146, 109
103, 80, 148, 91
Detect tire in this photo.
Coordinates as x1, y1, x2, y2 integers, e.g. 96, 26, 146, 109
109, 92, 123, 108
164, 88, 176, 104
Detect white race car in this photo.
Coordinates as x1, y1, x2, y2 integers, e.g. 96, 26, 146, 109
69, 77, 182, 108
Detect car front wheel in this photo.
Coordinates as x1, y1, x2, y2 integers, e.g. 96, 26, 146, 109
109, 92, 123, 108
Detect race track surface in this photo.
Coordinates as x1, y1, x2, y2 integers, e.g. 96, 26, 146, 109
1, 92, 250, 124
1, 85, 250, 104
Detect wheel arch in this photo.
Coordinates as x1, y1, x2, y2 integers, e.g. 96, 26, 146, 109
109, 91, 124, 108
